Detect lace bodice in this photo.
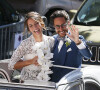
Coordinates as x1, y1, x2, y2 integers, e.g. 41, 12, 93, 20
8, 34, 54, 80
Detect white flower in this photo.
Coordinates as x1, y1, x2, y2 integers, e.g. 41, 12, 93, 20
65, 37, 71, 47
41, 65, 50, 71
32, 40, 53, 81
45, 53, 53, 59
37, 71, 50, 81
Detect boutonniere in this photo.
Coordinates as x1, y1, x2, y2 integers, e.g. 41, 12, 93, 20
65, 38, 71, 47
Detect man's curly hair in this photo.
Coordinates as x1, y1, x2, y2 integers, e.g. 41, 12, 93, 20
50, 10, 70, 25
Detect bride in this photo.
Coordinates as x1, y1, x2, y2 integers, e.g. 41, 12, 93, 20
8, 11, 54, 81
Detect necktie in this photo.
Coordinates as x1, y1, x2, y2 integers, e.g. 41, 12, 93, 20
58, 40, 64, 52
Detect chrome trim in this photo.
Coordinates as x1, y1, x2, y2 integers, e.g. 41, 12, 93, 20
97, 47, 100, 62
90, 46, 97, 62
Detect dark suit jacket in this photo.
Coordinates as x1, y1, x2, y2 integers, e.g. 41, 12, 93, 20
50, 34, 92, 82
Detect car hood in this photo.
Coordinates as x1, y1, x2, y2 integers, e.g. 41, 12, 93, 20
74, 25, 100, 43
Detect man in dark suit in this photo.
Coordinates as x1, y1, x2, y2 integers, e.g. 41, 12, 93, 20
50, 10, 92, 82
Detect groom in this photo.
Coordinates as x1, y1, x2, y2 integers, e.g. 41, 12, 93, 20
50, 10, 92, 82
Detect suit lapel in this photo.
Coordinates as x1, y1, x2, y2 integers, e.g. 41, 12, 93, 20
53, 38, 58, 52
53, 35, 72, 65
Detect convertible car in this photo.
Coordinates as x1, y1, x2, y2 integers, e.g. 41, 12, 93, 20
0, 0, 100, 90
0, 59, 100, 90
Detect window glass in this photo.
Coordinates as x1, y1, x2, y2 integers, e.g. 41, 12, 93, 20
0, 74, 5, 79
0, 72, 7, 79
69, 84, 82, 90
85, 82, 100, 90
77, 0, 100, 26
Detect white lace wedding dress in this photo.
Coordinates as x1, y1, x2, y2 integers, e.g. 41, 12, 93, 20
8, 35, 54, 81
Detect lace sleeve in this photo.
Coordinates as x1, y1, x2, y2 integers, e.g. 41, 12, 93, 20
48, 36, 55, 50
8, 41, 26, 70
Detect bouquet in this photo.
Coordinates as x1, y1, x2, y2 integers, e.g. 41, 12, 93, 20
32, 41, 53, 81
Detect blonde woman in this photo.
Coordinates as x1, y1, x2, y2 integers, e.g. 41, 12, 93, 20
8, 11, 54, 81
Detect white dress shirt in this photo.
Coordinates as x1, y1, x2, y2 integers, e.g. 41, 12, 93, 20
58, 39, 86, 52
58, 40, 64, 52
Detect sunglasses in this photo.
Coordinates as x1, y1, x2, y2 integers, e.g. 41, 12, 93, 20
54, 23, 67, 29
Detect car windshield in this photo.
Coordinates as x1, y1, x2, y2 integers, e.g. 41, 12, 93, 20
75, 0, 100, 26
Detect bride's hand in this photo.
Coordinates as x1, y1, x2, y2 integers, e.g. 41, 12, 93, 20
33, 56, 39, 66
